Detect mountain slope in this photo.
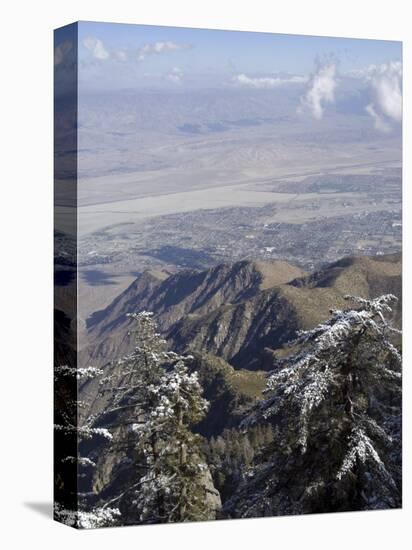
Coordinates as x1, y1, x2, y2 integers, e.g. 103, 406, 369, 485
82, 253, 401, 371
82, 259, 304, 368
189, 352, 266, 437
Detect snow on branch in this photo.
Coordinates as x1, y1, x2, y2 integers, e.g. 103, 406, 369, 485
54, 365, 104, 380
54, 503, 120, 529
258, 293, 401, 441
336, 426, 396, 489
344, 293, 398, 313
298, 367, 335, 452
61, 456, 96, 467
54, 424, 113, 440
293, 293, 399, 353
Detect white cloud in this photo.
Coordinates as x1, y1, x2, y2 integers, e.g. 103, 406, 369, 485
166, 67, 183, 84
365, 104, 391, 133
80, 38, 192, 68
54, 41, 72, 66
138, 41, 191, 61
83, 37, 110, 60
365, 61, 402, 131
234, 73, 307, 89
299, 61, 337, 119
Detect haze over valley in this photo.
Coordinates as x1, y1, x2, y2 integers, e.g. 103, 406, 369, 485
72, 88, 401, 318
54, 23, 402, 342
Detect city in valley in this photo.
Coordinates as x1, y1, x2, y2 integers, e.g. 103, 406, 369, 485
75, 163, 401, 317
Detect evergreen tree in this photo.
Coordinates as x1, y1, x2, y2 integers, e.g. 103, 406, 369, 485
226, 294, 402, 517
204, 425, 275, 502
54, 365, 120, 528
132, 361, 215, 522
97, 312, 220, 523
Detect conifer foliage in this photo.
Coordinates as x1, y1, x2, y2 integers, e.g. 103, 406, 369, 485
54, 293, 401, 525
54, 365, 120, 528
227, 294, 402, 516
98, 312, 219, 524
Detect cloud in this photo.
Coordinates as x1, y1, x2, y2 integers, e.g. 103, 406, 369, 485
299, 61, 337, 119
54, 41, 73, 66
234, 73, 307, 89
137, 41, 191, 61
83, 37, 110, 60
365, 61, 402, 131
365, 104, 391, 133
80, 38, 191, 68
166, 67, 183, 84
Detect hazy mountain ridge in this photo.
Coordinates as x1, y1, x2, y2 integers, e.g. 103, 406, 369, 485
82, 253, 401, 371
87, 259, 304, 335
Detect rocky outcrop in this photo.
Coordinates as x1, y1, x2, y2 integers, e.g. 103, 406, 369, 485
82, 259, 304, 369
81, 253, 401, 371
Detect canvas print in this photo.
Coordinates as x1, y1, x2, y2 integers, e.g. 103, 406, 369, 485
54, 21, 402, 528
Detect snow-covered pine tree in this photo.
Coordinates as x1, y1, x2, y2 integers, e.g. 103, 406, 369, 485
97, 312, 220, 524
131, 361, 217, 523
225, 294, 402, 517
54, 365, 120, 528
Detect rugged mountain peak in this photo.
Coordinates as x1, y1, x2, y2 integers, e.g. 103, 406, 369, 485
82, 253, 401, 372
86, 259, 303, 339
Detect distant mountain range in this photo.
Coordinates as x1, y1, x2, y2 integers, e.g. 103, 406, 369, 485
81, 253, 401, 372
